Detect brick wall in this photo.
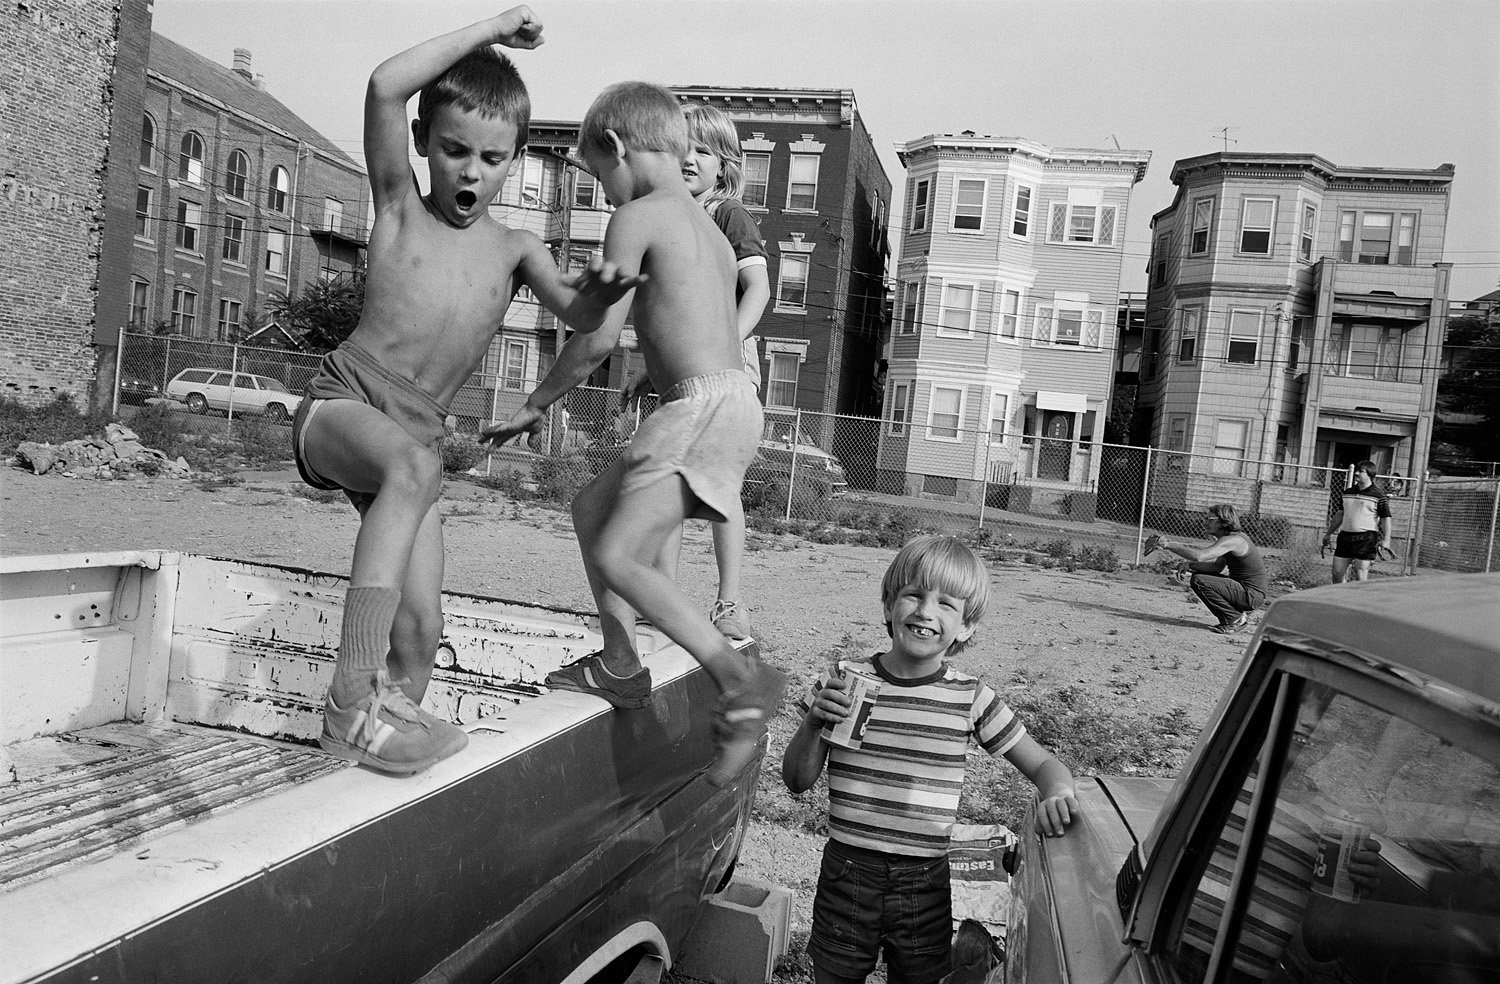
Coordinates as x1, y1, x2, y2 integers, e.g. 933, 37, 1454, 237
0, 0, 139, 407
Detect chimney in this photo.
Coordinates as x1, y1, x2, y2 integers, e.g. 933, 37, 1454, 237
232, 48, 252, 81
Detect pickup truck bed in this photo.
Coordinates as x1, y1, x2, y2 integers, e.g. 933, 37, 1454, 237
0, 551, 757, 984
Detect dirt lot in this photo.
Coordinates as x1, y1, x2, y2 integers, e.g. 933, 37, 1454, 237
0, 463, 1269, 967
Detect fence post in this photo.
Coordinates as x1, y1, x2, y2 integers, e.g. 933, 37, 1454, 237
785, 409, 801, 521
1485, 478, 1499, 574
486, 377, 501, 476
112, 325, 125, 416
1135, 446, 1154, 565
227, 343, 240, 434
978, 438, 992, 530
1407, 470, 1431, 575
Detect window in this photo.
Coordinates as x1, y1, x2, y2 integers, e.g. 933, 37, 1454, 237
573, 170, 597, 208
928, 385, 963, 441
1191, 198, 1213, 254
268, 166, 289, 212
522, 153, 544, 205
1000, 290, 1020, 338
225, 150, 250, 200
1178, 305, 1203, 362
130, 280, 150, 326
217, 298, 242, 341
1396, 213, 1416, 265
323, 198, 343, 231
742, 153, 770, 208
502, 340, 527, 390
1166, 414, 1189, 468
178, 132, 204, 185
1337, 211, 1357, 261
1329, 322, 1403, 381
265, 229, 287, 275
1358, 212, 1394, 264
1153, 234, 1169, 286
766, 352, 799, 408
1288, 317, 1307, 373
1227, 309, 1261, 364
952, 178, 985, 231
1047, 200, 1117, 246
135, 186, 153, 239
140, 114, 156, 170
1238, 197, 1275, 254
911, 179, 930, 232
176, 200, 202, 252
786, 154, 819, 210
988, 393, 1009, 443
1212, 419, 1249, 476
889, 382, 913, 435
171, 286, 197, 334
776, 253, 809, 311
939, 283, 975, 335
1010, 184, 1032, 238
1300, 203, 1317, 260
1054, 308, 1084, 346
900, 282, 920, 335
222, 215, 245, 264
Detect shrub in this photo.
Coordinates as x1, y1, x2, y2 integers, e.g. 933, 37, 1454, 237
532, 454, 592, 504
474, 469, 529, 498
439, 435, 487, 474
0, 393, 110, 454
127, 403, 190, 457
1076, 544, 1120, 572
233, 417, 292, 468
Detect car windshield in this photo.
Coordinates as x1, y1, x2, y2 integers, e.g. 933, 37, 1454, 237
1162, 674, 1500, 981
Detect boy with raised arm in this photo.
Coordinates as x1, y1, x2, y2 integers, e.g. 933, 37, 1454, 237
483, 82, 785, 786
292, 7, 639, 775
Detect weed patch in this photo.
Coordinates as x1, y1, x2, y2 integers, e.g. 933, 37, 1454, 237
0, 394, 111, 455
1273, 550, 1326, 589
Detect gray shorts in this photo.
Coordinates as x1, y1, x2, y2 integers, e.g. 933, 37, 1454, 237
617, 369, 762, 523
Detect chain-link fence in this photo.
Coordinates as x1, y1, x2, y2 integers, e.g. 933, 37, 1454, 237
109, 336, 1498, 576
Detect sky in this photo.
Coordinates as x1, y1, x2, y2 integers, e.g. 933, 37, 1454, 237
151, 0, 1500, 300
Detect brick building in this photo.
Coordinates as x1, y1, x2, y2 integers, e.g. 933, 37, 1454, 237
1, 0, 153, 406
880, 133, 1149, 504
1136, 153, 1454, 503
118, 34, 367, 346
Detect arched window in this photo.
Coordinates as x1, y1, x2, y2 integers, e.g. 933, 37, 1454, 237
225, 150, 250, 200
178, 131, 205, 185
268, 165, 289, 212
140, 114, 156, 169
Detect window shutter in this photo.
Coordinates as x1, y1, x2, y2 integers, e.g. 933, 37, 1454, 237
1099, 206, 1117, 246
1048, 203, 1066, 243
1085, 310, 1104, 348
1033, 305, 1053, 343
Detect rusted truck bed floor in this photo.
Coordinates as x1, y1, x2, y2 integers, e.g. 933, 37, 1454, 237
0, 722, 347, 890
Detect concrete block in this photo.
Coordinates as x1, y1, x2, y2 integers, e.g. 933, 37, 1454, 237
674, 877, 794, 984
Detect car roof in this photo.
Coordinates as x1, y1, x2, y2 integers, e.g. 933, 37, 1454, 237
1261, 573, 1500, 703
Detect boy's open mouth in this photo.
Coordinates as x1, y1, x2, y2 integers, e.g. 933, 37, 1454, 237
455, 190, 477, 209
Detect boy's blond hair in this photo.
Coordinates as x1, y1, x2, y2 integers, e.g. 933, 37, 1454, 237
579, 81, 689, 161
416, 48, 530, 154
880, 535, 990, 652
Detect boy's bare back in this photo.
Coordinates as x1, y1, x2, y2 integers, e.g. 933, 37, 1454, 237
608, 189, 742, 394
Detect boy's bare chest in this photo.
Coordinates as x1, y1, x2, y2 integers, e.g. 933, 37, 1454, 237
371, 219, 515, 312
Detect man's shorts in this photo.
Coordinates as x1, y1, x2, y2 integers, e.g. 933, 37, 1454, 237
1334, 530, 1381, 561
291, 341, 448, 510
615, 369, 762, 523
808, 839, 953, 984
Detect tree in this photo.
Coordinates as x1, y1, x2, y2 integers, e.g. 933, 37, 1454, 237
270, 273, 365, 353
1435, 313, 1500, 465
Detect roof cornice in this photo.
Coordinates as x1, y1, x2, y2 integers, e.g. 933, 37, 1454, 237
896, 134, 1150, 184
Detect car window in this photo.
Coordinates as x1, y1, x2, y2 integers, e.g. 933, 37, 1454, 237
207, 373, 230, 387
180, 370, 210, 384
258, 378, 289, 393
1162, 675, 1500, 983
231, 374, 256, 389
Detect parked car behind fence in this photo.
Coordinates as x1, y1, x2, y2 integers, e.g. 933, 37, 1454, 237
165, 368, 302, 422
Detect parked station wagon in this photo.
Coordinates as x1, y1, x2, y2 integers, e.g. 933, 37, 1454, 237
165, 368, 302, 421
1006, 574, 1500, 984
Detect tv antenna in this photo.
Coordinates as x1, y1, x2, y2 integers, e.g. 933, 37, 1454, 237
1213, 126, 1239, 152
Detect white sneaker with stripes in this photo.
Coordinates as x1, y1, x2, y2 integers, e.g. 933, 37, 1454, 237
319, 671, 468, 775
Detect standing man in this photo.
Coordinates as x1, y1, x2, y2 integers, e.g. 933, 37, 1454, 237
1324, 460, 1395, 583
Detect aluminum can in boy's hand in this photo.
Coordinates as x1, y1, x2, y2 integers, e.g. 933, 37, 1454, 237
822, 667, 882, 750
1310, 812, 1369, 903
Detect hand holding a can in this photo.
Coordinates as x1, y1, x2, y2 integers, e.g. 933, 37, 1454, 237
806, 672, 854, 728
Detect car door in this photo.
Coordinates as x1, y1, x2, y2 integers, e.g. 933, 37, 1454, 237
1126, 645, 1500, 983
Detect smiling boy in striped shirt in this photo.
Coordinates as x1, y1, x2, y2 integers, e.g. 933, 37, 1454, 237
782, 535, 1077, 984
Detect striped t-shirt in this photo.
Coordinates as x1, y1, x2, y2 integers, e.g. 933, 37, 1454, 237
1335, 483, 1391, 533
798, 654, 1027, 857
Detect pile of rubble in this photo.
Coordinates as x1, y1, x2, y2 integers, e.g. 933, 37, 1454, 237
15, 423, 190, 479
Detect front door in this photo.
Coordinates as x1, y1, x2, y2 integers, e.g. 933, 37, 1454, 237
1039, 411, 1072, 480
